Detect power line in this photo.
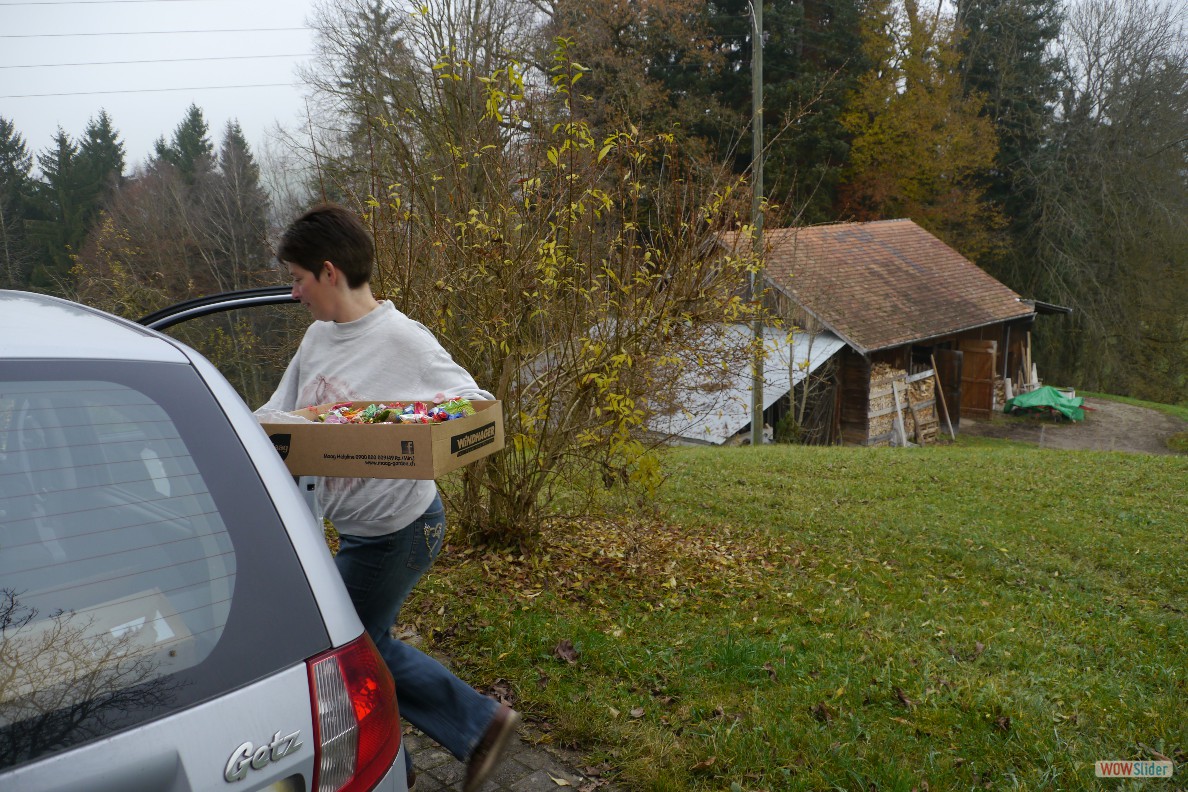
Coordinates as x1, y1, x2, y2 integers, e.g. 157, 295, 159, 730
0, 0, 222, 4
0, 27, 307, 38
0, 53, 312, 69
1, 82, 293, 98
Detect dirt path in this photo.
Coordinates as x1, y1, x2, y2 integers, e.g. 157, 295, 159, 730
956, 396, 1187, 455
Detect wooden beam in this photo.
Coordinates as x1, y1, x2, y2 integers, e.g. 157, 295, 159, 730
931, 354, 957, 441
891, 380, 909, 446
1025, 331, 1032, 385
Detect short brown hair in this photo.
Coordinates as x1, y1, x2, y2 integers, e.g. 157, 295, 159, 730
277, 203, 374, 288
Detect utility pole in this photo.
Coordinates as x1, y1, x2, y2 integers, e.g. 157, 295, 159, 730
749, 0, 765, 447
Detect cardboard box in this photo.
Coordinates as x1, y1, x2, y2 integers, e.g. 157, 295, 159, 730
259, 399, 504, 479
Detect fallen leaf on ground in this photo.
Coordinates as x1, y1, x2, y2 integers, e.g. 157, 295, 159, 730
548, 772, 572, 786
690, 756, 716, 771
553, 638, 579, 664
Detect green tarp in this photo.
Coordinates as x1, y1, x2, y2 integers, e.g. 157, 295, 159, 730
1003, 385, 1085, 421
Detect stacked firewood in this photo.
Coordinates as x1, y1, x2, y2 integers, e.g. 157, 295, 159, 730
867, 364, 939, 446
994, 376, 1008, 411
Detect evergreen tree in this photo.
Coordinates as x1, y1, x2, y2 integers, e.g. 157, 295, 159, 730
26, 129, 92, 292
151, 135, 170, 166
78, 109, 127, 200
955, 0, 1063, 251
681, 0, 870, 223
153, 104, 215, 184
0, 117, 34, 287
544, 0, 868, 222
210, 120, 271, 290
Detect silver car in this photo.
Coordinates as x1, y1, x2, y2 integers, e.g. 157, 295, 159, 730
0, 290, 409, 792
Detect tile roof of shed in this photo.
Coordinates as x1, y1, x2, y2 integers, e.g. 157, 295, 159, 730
724, 219, 1035, 353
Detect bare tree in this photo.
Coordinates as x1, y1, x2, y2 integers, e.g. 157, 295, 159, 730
1020, 0, 1187, 400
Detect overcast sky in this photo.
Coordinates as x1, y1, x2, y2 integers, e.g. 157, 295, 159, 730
0, 0, 320, 174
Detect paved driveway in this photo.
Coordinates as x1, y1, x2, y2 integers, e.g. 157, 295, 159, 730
405, 725, 617, 792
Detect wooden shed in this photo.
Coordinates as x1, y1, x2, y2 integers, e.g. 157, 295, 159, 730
723, 219, 1046, 445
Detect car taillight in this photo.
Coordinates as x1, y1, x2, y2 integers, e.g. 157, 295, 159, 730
308, 634, 401, 792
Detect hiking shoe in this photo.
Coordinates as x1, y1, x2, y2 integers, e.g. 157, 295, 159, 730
463, 704, 520, 792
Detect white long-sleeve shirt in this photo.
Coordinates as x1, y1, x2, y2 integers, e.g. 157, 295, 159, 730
257, 300, 493, 537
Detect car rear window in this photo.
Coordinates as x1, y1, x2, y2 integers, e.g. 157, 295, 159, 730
0, 360, 329, 771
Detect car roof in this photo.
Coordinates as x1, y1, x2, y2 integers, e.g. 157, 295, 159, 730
0, 290, 189, 364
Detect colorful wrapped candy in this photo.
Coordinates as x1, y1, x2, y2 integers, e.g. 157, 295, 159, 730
438, 397, 475, 417
311, 398, 476, 424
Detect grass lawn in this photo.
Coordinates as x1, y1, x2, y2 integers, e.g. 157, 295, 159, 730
412, 440, 1187, 791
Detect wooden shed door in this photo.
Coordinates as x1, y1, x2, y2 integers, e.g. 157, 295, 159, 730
959, 340, 996, 419
934, 349, 963, 431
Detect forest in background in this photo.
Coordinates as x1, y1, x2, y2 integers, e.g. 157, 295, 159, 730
1, 0, 1184, 407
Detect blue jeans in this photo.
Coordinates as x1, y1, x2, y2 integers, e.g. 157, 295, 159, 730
333, 494, 498, 763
